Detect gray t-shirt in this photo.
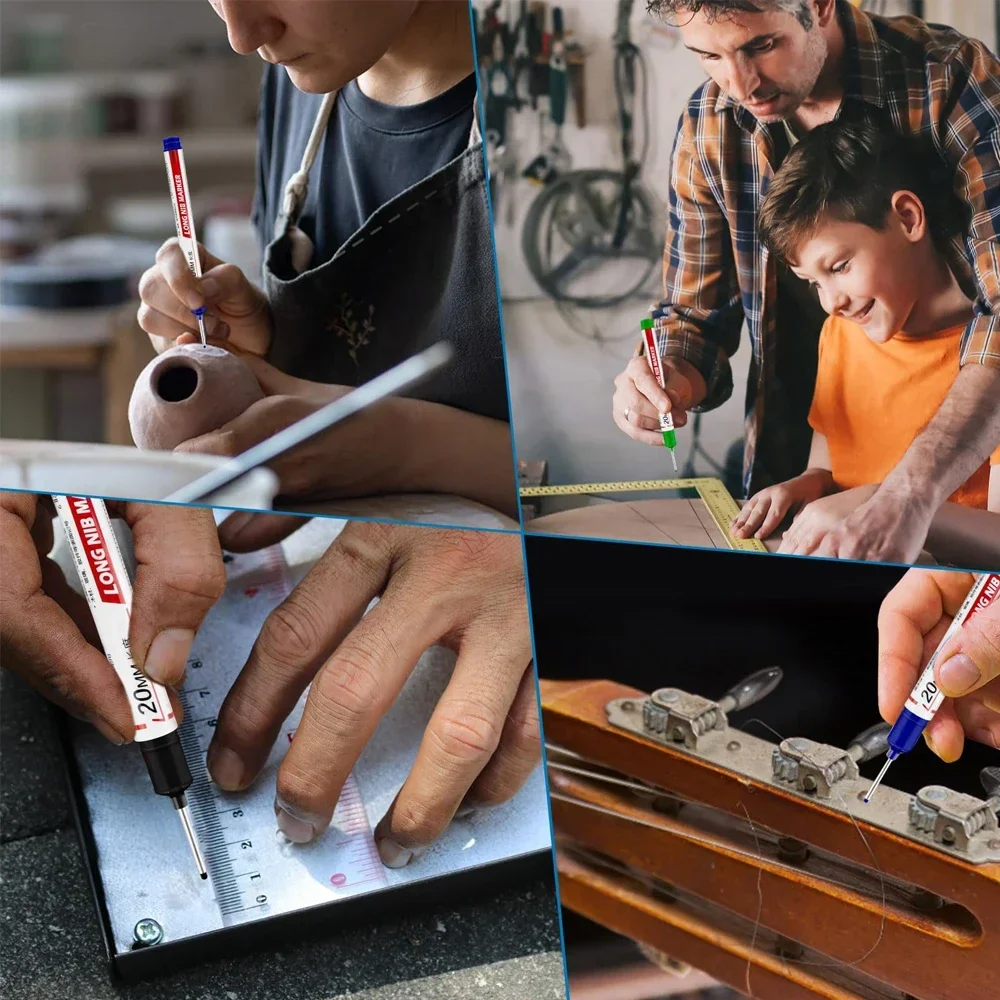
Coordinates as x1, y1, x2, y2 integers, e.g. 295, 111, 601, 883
251, 66, 478, 267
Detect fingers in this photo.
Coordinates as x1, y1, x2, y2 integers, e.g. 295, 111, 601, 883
206, 523, 394, 795
175, 395, 310, 459
464, 664, 541, 806
372, 631, 533, 866
233, 352, 326, 398
732, 495, 777, 540
218, 511, 311, 553
0, 498, 133, 742
272, 579, 446, 843
612, 381, 669, 446
123, 503, 226, 688
876, 570, 975, 745
922, 701, 965, 762
138, 241, 258, 351
155, 238, 223, 313
778, 512, 825, 556
137, 289, 229, 350
953, 685, 1000, 751
936, 579, 1000, 698
626, 356, 672, 414
661, 364, 693, 428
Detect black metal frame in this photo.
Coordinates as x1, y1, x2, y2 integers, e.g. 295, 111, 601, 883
57, 712, 553, 984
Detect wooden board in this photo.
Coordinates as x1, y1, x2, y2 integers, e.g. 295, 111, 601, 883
525, 498, 781, 551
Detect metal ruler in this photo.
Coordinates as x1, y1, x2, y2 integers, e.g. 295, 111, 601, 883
66, 518, 552, 969
519, 477, 767, 553
176, 544, 383, 924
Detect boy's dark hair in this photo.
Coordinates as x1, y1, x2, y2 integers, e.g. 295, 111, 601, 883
647, 0, 815, 30
758, 110, 964, 264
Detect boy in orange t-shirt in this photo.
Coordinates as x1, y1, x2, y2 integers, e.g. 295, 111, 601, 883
730, 112, 1000, 559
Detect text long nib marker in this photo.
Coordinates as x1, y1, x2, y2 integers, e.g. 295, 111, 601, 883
163, 136, 208, 346
640, 319, 678, 470
864, 571, 1000, 804
52, 495, 209, 881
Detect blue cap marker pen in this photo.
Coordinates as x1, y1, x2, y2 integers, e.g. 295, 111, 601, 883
163, 136, 208, 345
865, 571, 1000, 803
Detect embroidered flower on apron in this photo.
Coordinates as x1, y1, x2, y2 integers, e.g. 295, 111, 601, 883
328, 292, 376, 368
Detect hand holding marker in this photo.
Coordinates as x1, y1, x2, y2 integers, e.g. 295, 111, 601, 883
52, 495, 207, 880
865, 571, 1000, 803
641, 319, 678, 470
163, 136, 207, 345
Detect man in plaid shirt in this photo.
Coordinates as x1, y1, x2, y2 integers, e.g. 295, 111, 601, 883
612, 0, 1000, 561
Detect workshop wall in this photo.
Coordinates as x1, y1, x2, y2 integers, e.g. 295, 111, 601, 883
491, 0, 745, 487
494, 0, 997, 490
0, 1, 260, 444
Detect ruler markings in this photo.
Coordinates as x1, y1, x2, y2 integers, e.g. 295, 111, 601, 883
518, 476, 766, 553
174, 544, 388, 927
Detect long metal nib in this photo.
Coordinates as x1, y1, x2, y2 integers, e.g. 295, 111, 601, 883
669, 449, 678, 471
196, 313, 208, 346
173, 795, 208, 879
864, 757, 893, 804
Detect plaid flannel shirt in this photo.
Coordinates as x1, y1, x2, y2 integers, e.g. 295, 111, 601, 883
650, 0, 1000, 495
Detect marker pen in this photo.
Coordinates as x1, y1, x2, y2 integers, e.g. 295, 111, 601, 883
52, 495, 207, 879
865, 571, 1000, 803
640, 319, 678, 470
163, 136, 208, 345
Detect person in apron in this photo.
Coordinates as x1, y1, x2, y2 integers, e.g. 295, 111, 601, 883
138, 0, 515, 517
132, 5, 540, 868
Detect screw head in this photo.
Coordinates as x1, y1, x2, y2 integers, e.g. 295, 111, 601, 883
988, 839, 1000, 850
788, 738, 809, 751
621, 701, 635, 712
133, 918, 163, 947
924, 787, 946, 801
660, 690, 679, 703
727, 740, 741, 752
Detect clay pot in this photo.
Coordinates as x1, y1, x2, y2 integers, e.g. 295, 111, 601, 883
128, 344, 264, 451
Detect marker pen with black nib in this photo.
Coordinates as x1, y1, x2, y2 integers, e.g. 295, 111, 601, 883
51, 495, 208, 880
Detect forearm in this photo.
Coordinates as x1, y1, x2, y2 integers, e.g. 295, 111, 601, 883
392, 400, 518, 517
793, 467, 838, 501
924, 502, 1000, 569
880, 365, 1000, 513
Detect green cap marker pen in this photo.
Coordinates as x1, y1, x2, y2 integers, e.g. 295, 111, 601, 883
640, 319, 678, 469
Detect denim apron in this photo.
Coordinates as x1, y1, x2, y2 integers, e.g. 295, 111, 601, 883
260, 90, 509, 422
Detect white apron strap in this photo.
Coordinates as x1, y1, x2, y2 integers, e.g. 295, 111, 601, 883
275, 89, 338, 274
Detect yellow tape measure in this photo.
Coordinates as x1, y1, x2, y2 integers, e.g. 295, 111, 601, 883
519, 477, 767, 553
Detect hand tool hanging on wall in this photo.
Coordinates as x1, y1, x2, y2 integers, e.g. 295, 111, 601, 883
527, 2, 549, 109
523, 6, 572, 184
511, 0, 533, 107
483, 24, 521, 223
521, 0, 658, 308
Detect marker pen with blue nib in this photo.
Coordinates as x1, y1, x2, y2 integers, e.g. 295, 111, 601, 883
865, 571, 1000, 804
51, 495, 208, 881
163, 136, 208, 345
640, 318, 678, 469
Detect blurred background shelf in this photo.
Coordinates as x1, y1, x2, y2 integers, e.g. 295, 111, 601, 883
79, 128, 258, 170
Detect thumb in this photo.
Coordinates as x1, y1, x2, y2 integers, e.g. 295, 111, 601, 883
236, 352, 311, 396
200, 261, 261, 314
218, 511, 311, 552
935, 591, 1000, 698
122, 503, 227, 688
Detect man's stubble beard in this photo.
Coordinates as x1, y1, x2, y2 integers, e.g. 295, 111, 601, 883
755, 30, 829, 124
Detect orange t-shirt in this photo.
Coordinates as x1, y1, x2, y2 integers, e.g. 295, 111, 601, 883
808, 316, 1000, 509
